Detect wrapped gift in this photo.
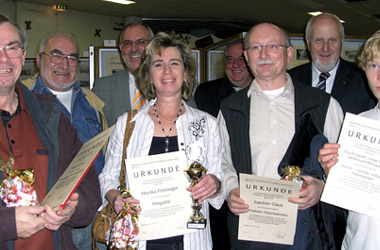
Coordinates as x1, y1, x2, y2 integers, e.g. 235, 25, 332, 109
109, 190, 139, 250
281, 165, 306, 191
0, 154, 38, 207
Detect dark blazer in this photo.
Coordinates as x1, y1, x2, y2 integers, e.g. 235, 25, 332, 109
92, 70, 131, 126
288, 58, 376, 114
194, 77, 236, 117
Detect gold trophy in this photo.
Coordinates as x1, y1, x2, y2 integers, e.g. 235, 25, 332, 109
184, 141, 207, 229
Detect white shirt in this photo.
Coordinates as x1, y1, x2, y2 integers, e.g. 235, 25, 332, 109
219, 74, 343, 197
342, 104, 380, 250
49, 88, 73, 113
99, 99, 224, 250
311, 60, 340, 94
129, 73, 138, 106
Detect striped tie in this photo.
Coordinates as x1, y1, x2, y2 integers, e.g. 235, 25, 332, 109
132, 89, 145, 110
316, 72, 330, 91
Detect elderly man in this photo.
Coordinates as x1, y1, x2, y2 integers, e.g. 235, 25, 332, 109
289, 12, 375, 114
218, 23, 343, 250
0, 15, 101, 250
25, 33, 107, 250
92, 22, 153, 125
195, 39, 253, 117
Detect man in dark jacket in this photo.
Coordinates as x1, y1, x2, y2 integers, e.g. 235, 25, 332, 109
219, 22, 343, 250
288, 12, 375, 114
0, 14, 101, 250
194, 39, 253, 117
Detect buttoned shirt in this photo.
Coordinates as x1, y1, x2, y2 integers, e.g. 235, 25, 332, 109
219, 73, 343, 197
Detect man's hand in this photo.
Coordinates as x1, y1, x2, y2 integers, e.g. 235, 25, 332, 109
227, 188, 249, 216
41, 192, 79, 231
16, 206, 46, 238
187, 174, 220, 202
288, 176, 324, 210
318, 143, 340, 176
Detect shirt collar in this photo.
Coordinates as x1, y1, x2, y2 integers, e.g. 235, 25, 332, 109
247, 73, 294, 98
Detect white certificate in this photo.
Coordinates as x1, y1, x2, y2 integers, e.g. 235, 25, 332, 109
238, 174, 299, 245
321, 113, 380, 219
126, 151, 195, 241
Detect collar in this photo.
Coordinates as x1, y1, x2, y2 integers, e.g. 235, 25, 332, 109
33, 74, 81, 95
247, 73, 294, 98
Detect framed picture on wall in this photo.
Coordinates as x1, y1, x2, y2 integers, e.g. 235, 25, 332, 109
78, 58, 90, 88
97, 47, 124, 78
191, 49, 201, 86
207, 50, 225, 81
19, 58, 37, 81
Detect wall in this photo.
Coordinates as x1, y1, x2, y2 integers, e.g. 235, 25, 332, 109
1, 0, 124, 58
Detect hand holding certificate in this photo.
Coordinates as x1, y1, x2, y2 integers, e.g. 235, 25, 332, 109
321, 113, 380, 219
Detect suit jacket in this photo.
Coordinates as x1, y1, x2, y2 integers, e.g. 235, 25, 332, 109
288, 58, 376, 114
194, 77, 236, 117
92, 70, 131, 126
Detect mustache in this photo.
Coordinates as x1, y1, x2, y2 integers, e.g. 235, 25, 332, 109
256, 60, 274, 65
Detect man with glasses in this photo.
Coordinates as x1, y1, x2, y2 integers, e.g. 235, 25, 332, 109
0, 15, 101, 249
92, 22, 153, 125
195, 39, 253, 118
218, 23, 343, 249
25, 33, 106, 250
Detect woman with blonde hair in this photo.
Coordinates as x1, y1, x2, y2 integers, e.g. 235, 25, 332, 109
99, 32, 224, 250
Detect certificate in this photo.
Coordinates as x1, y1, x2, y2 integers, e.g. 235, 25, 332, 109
321, 113, 380, 219
126, 151, 194, 241
42, 126, 114, 209
238, 174, 299, 245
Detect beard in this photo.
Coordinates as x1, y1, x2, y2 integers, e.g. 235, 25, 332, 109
315, 57, 338, 72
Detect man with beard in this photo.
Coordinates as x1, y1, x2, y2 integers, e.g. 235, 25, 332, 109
92, 23, 153, 125
288, 12, 375, 114
25, 33, 107, 250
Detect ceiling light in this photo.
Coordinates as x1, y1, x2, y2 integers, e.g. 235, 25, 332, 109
308, 11, 345, 23
103, 0, 136, 5
53, 4, 67, 12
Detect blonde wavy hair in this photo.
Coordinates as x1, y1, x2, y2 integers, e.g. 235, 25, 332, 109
357, 30, 380, 70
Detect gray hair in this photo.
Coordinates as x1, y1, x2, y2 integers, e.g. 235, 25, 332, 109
224, 39, 244, 61
305, 13, 345, 41
119, 22, 154, 46
39, 33, 80, 55
0, 14, 27, 49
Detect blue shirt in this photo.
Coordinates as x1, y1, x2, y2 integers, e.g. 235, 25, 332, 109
32, 75, 105, 175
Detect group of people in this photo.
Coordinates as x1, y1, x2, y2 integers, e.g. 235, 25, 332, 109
0, 10, 379, 250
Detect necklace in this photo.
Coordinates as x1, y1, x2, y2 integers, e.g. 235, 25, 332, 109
154, 102, 183, 152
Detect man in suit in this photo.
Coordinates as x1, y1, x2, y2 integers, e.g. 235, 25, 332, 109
92, 23, 153, 125
288, 12, 375, 114
194, 39, 253, 117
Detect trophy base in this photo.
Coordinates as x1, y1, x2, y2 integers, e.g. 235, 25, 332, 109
187, 219, 207, 229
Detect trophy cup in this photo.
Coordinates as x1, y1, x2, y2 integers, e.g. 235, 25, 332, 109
184, 141, 207, 229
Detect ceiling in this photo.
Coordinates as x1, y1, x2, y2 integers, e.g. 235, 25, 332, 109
18, 0, 380, 39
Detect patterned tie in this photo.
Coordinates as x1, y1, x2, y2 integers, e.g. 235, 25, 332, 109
131, 89, 145, 110
316, 72, 330, 91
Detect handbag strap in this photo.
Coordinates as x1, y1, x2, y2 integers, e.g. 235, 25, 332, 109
118, 109, 137, 193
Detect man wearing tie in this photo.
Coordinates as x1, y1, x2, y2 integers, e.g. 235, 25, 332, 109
289, 12, 375, 114
92, 23, 153, 125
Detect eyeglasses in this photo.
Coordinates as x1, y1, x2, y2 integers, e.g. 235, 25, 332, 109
246, 43, 289, 53
121, 39, 149, 49
0, 45, 24, 59
226, 56, 245, 65
40, 52, 79, 67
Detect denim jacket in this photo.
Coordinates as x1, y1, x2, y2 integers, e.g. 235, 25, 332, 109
31, 75, 105, 174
